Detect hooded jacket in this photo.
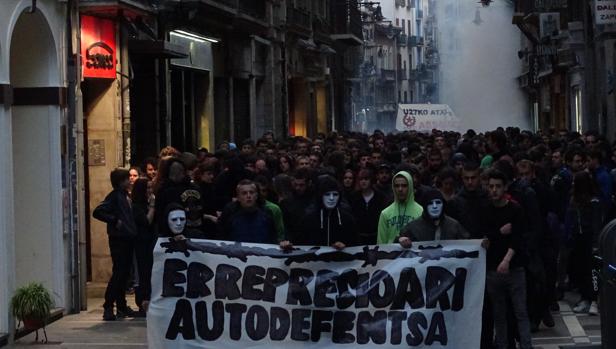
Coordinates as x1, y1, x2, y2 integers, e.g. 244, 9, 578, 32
399, 189, 469, 242
377, 171, 423, 244
293, 176, 357, 247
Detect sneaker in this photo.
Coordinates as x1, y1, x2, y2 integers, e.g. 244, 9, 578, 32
542, 310, 555, 328
589, 301, 599, 316
102, 308, 116, 321
116, 306, 136, 318
573, 300, 590, 313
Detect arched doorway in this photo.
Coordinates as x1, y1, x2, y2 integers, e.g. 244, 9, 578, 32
9, 8, 65, 308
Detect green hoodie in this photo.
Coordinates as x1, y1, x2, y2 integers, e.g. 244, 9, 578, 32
377, 171, 423, 244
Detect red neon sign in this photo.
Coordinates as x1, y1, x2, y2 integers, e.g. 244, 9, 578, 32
81, 15, 116, 79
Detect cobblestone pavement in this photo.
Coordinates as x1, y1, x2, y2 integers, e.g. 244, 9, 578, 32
7, 294, 601, 348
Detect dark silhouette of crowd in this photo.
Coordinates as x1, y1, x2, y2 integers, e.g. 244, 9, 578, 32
94, 127, 612, 349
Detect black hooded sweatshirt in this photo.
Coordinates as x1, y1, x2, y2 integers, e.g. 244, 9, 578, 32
292, 177, 357, 247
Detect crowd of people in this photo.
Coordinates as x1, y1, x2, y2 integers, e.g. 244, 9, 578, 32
93, 127, 612, 349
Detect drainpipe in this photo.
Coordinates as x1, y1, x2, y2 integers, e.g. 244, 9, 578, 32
65, 0, 85, 313
119, 15, 131, 165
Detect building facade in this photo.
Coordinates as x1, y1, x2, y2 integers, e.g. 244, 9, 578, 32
355, 0, 438, 132
513, 0, 616, 136
0, 0, 74, 343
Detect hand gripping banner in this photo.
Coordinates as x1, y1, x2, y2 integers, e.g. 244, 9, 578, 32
147, 239, 486, 348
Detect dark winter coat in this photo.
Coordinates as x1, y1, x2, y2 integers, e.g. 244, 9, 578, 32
349, 190, 389, 245
294, 206, 357, 247
449, 188, 491, 239
399, 215, 469, 242
93, 189, 137, 238
218, 202, 278, 244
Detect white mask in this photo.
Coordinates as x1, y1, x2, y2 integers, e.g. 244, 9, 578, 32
167, 210, 187, 235
322, 191, 340, 210
427, 199, 443, 219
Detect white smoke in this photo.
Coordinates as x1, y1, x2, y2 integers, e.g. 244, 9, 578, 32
437, 0, 530, 132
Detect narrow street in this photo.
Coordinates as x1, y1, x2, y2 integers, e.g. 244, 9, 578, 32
9, 292, 601, 348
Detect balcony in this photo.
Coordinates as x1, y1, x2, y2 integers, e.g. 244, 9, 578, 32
416, 9, 424, 19
313, 16, 332, 44
395, 0, 406, 7
397, 33, 408, 47
287, 7, 312, 38
79, 0, 156, 16
331, 0, 363, 46
379, 69, 396, 81
408, 35, 424, 47
239, 0, 266, 20
397, 68, 407, 81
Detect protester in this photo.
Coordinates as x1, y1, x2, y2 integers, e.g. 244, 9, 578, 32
218, 179, 277, 243
349, 168, 389, 245
377, 171, 423, 244
398, 188, 469, 247
130, 178, 155, 316
484, 169, 532, 349
93, 168, 137, 321
281, 175, 356, 249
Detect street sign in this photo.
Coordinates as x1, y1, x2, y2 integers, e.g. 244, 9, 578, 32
594, 0, 616, 25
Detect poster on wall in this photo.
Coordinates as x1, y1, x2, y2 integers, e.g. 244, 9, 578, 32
80, 15, 116, 79
594, 0, 616, 25
147, 239, 486, 349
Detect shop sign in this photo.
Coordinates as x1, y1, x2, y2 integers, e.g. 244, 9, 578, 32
81, 15, 116, 79
594, 0, 616, 24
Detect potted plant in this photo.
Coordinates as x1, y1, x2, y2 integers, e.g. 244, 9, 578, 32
10, 282, 54, 331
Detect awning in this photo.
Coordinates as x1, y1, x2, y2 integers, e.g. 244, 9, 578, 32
128, 39, 188, 59
319, 44, 336, 54
297, 38, 318, 51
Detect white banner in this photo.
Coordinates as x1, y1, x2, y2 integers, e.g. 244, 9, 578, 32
595, 0, 616, 24
396, 104, 461, 132
148, 239, 486, 349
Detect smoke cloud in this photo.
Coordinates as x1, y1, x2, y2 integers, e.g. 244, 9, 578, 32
437, 0, 530, 132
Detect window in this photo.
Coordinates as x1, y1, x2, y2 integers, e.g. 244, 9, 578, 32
404, 91, 408, 103
402, 19, 405, 33
396, 18, 399, 27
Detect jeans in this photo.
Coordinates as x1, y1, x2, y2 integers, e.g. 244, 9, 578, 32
103, 236, 135, 310
487, 268, 533, 349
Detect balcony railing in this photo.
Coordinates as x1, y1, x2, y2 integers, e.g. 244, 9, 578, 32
287, 7, 312, 33
239, 0, 266, 20
397, 68, 407, 81
397, 33, 408, 47
313, 16, 332, 42
395, 0, 406, 7
408, 35, 424, 47
379, 69, 396, 81
331, 0, 363, 44
212, 0, 239, 9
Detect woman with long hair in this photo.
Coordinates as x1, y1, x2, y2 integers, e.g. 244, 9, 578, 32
566, 171, 604, 314
278, 154, 295, 175
131, 178, 155, 314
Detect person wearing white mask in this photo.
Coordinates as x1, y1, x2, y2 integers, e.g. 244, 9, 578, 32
280, 175, 356, 251
398, 189, 469, 248
160, 203, 188, 240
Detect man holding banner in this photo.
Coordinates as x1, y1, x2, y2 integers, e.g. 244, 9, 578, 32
147, 236, 487, 348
